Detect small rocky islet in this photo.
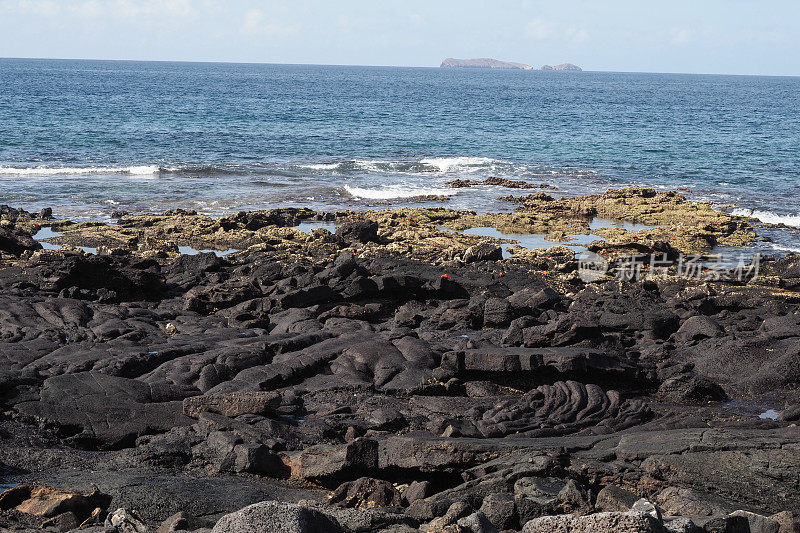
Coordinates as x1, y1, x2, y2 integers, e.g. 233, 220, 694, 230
0, 188, 799, 533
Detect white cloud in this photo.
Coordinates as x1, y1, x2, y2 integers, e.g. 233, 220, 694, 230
3, 0, 198, 20
12, 0, 61, 16
565, 27, 589, 44
526, 18, 589, 44
670, 28, 692, 45
241, 8, 298, 36
525, 18, 551, 40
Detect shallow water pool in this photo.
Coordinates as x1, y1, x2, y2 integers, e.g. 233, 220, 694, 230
178, 246, 238, 257
294, 220, 338, 233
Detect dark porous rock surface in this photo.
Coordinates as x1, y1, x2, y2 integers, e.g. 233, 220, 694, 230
1, 195, 799, 532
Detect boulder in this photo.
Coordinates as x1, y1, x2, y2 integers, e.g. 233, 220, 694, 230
596, 485, 641, 512
105, 508, 148, 533
507, 287, 560, 313
522, 511, 663, 533
0, 226, 41, 256
211, 501, 343, 533
463, 243, 503, 263
768, 511, 800, 533
456, 511, 499, 533
483, 298, 512, 327
230, 444, 289, 477
183, 392, 282, 419
329, 477, 402, 509
675, 315, 723, 343
157, 511, 215, 533
401, 481, 431, 505
728, 510, 780, 533
297, 438, 378, 483
0, 485, 111, 523
336, 221, 379, 244
479, 493, 517, 530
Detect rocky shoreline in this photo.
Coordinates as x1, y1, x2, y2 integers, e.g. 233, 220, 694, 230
1, 188, 799, 533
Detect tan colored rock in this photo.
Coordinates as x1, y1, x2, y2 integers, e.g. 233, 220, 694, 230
182, 391, 282, 418
769, 511, 800, 533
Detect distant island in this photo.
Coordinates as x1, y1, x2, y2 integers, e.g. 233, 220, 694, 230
541, 63, 582, 71
440, 58, 533, 70
440, 58, 582, 71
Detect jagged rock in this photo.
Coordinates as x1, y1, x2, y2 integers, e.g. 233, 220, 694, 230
657, 374, 728, 403
230, 444, 288, 477
479, 493, 516, 530
428, 501, 474, 530
507, 287, 560, 313
522, 511, 662, 532
779, 404, 800, 422
336, 221, 379, 244
483, 298, 512, 327
662, 517, 700, 533
456, 511, 499, 533
596, 485, 641, 512
631, 499, 662, 521
654, 487, 732, 517
0, 226, 41, 256
183, 392, 282, 418
41, 511, 79, 531
402, 481, 431, 505
157, 511, 215, 533
297, 438, 378, 483
463, 243, 503, 263
210, 501, 343, 533
768, 511, 800, 533
675, 315, 723, 343
728, 510, 780, 533
0, 485, 111, 523
701, 515, 750, 532
105, 508, 148, 533
329, 477, 402, 509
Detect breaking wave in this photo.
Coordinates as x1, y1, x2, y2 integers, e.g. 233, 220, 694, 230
344, 184, 458, 200
419, 156, 496, 172
0, 165, 161, 176
732, 208, 800, 228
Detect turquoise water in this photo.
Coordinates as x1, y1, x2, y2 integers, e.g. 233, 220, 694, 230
2, 59, 799, 247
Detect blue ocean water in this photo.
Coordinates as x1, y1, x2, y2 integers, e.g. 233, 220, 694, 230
1, 58, 800, 243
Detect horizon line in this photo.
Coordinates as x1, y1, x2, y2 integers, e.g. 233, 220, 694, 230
2, 56, 798, 78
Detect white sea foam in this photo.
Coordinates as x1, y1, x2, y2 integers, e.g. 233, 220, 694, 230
732, 208, 800, 228
0, 165, 161, 176
419, 156, 496, 172
344, 185, 457, 200
769, 243, 800, 253
297, 162, 343, 170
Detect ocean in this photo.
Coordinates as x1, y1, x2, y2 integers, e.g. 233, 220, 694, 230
1, 58, 799, 245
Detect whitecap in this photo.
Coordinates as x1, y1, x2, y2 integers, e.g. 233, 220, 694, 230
0, 165, 161, 176
344, 184, 457, 200
732, 208, 800, 228
769, 243, 800, 253
296, 162, 343, 170
419, 156, 496, 172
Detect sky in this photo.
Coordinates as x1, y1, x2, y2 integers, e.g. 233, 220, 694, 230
0, 0, 799, 76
